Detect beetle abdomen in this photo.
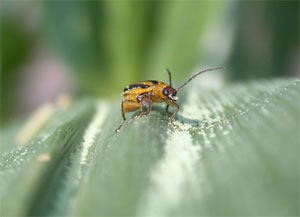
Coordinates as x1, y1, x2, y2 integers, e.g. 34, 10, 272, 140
122, 100, 141, 112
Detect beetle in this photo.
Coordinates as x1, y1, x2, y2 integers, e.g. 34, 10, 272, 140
115, 66, 224, 132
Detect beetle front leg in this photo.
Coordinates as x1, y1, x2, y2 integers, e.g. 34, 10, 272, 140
166, 101, 179, 127
165, 104, 172, 115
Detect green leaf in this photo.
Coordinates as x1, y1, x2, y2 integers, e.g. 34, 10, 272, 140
1, 79, 299, 216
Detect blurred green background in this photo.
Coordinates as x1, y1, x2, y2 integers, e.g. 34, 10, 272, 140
1, 1, 299, 125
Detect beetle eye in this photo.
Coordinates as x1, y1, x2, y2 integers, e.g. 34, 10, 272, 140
163, 88, 169, 96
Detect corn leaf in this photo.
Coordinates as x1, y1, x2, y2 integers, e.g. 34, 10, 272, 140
1, 79, 299, 216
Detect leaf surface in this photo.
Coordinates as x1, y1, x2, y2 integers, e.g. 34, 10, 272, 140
1, 79, 299, 216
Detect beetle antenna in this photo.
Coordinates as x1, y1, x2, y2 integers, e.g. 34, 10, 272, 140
176, 66, 224, 91
165, 68, 172, 86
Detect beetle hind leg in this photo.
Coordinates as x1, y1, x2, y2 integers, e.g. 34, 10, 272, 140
115, 101, 127, 132
121, 101, 126, 121
115, 120, 125, 133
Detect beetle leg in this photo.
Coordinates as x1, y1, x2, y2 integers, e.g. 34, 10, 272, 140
115, 101, 127, 132
121, 101, 126, 121
165, 104, 172, 115
166, 101, 179, 127
115, 120, 125, 133
141, 93, 152, 116
134, 93, 150, 118
133, 111, 142, 119
136, 96, 147, 118
132, 101, 144, 118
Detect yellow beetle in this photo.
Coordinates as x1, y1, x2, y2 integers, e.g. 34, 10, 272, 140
116, 67, 224, 132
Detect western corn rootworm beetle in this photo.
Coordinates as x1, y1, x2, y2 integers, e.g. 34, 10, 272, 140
115, 66, 224, 132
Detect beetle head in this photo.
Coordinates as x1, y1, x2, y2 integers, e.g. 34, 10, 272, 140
163, 86, 178, 101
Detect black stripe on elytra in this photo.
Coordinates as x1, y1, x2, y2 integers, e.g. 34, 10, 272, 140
146, 80, 159, 84
123, 84, 150, 92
